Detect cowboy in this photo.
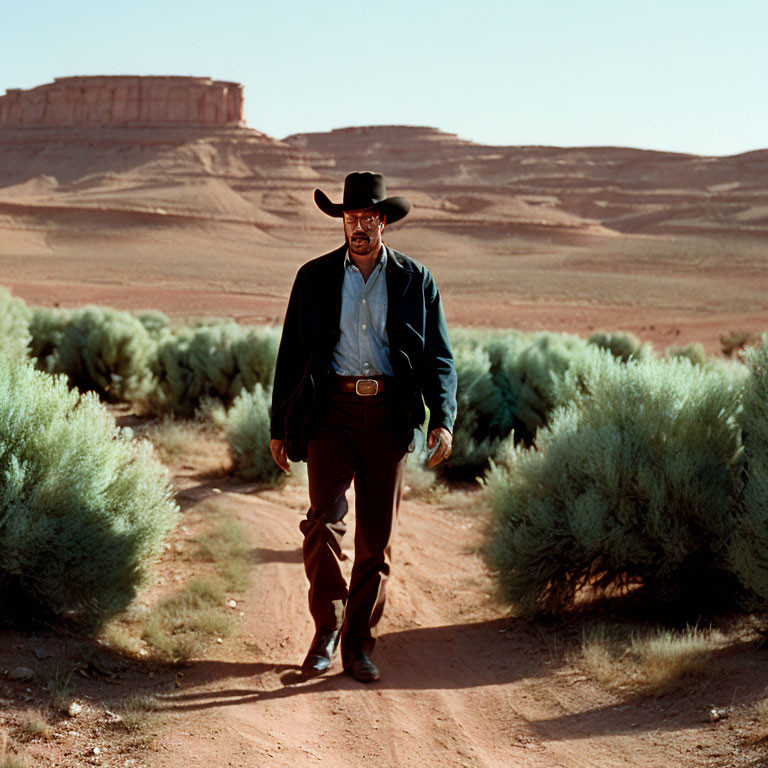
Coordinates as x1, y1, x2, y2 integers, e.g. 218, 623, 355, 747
270, 171, 457, 682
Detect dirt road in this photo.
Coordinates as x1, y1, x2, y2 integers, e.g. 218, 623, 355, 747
139, 473, 762, 768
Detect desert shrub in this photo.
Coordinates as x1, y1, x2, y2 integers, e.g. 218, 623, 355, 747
0, 288, 31, 360
149, 322, 279, 416
230, 324, 280, 393
665, 342, 708, 366
587, 331, 654, 362
485, 349, 746, 616
488, 331, 593, 438
27, 306, 64, 358
213, 384, 284, 484
134, 309, 172, 340
440, 329, 593, 480
0, 358, 178, 627
445, 341, 510, 480
721, 330, 760, 357
26, 303, 280, 415
29, 305, 157, 401
728, 336, 768, 598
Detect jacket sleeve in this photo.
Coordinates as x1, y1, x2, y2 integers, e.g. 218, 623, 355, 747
270, 271, 304, 440
422, 271, 457, 434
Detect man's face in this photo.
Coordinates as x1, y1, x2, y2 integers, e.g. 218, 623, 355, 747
343, 207, 384, 257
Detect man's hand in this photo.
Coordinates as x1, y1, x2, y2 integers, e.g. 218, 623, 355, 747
427, 427, 452, 468
270, 438, 290, 474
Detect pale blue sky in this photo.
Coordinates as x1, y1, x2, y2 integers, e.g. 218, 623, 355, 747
2, 0, 765, 155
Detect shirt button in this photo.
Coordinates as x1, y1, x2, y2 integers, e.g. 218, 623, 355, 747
361, 323, 367, 330
362, 299, 367, 304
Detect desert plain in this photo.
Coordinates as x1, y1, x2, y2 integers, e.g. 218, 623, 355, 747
1, 122, 767, 350
2, 113, 768, 768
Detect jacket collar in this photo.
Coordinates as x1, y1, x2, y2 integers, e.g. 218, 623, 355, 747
385, 247, 413, 300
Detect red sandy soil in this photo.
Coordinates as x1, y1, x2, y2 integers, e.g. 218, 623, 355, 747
4, 441, 768, 768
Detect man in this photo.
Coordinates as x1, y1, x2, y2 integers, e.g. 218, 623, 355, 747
270, 171, 457, 683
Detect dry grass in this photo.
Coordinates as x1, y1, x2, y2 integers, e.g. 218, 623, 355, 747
629, 628, 721, 689
0, 731, 26, 768
753, 697, 768, 722
138, 417, 207, 461
216, 557, 250, 593
403, 465, 437, 500
579, 634, 616, 683
193, 514, 253, 593
100, 622, 145, 656
98, 503, 253, 664
116, 694, 159, 734
195, 517, 250, 563
142, 578, 234, 663
578, 622, 725, 693
138, 416, 227, 465
0, 756, 26, 768
17, 711, 52, 742
402, 465, 449, 502
43, 662, 75, 713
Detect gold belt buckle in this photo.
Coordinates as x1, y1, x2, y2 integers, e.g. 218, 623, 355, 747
355, 379, 379, 396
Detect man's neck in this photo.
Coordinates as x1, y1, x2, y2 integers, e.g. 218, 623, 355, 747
348, 245, 383, 282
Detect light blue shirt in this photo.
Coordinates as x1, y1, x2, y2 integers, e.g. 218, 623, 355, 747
331, 246, 394, 377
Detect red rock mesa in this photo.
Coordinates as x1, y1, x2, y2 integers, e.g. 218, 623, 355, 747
0, 76, 244, 128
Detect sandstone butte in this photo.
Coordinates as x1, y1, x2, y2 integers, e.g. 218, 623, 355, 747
0, 75, 244, 128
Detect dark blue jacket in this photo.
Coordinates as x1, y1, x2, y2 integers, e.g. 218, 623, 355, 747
270, 244, 457, 455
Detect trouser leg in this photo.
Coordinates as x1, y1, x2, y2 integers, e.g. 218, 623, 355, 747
341, 397, 408, 664
302, 399, 359, 630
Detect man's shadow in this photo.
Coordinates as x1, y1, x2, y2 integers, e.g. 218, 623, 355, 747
160, 617, 546, 712
158, 616, 768, 746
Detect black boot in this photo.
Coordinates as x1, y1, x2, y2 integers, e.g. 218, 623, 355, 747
345, 652, 380, 683
302, 628, 341, 674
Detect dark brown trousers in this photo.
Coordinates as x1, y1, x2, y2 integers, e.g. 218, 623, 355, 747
301, 389, 409, 664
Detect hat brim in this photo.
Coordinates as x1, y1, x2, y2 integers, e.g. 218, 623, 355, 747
314, 189, 410, 224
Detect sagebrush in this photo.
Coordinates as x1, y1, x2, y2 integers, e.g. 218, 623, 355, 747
442, 329, 598, 479
728, 336, 768, 599
214, 384, 285, 485
148, 321, 280, 415
0, 288, 31, 361
485, 349, 747, 615
587, 331, 654, 362
29, 305, 156, 401
0, 359, 178, 627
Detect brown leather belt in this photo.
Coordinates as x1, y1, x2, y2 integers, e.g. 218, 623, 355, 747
334, 375, 389, 396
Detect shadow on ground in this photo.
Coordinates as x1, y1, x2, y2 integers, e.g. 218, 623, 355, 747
0, 626, 176, 719
156, 617, 538, 712
156, 616, 768, 747
3, 612, 768, 749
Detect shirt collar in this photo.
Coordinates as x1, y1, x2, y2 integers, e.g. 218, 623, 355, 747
344, 244, 387, 270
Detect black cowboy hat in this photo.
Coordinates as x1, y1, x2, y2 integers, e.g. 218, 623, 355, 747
314, 171, 411, 224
